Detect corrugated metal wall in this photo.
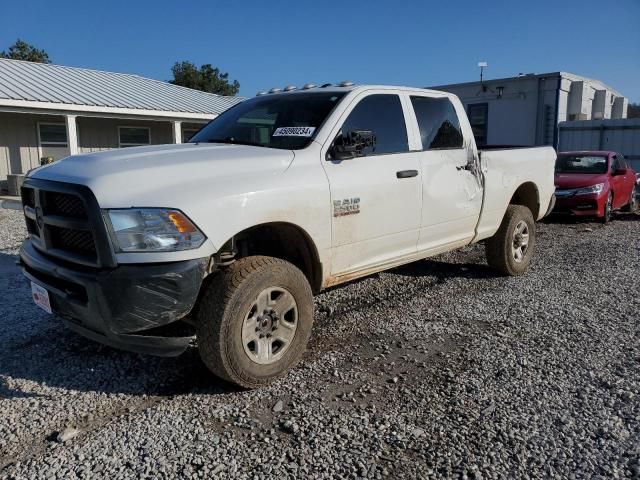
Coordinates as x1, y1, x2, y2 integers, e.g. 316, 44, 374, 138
0, 113, 178, 185
559, 119, 640, 171
77, 118, 173, 153
0, 112, 66, 179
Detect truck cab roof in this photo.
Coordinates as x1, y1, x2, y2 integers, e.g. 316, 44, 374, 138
257, 84, 453, 98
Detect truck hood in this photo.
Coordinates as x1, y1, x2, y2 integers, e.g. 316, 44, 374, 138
555, 173, 609, 189
30, 143, 295, 207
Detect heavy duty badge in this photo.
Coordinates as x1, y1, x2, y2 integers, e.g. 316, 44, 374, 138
333, 197, 360, 217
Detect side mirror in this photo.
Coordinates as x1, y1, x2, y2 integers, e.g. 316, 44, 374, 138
330, 130, 376, 160
614, 168, 626, 176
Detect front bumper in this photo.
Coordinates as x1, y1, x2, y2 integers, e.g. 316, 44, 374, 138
20, 240, 208, 357
552, 191, 606, 217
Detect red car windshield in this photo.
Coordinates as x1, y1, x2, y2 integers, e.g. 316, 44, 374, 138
556, 155, 608, 174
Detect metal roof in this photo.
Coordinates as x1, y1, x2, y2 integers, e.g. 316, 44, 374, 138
0, 58, 245, 117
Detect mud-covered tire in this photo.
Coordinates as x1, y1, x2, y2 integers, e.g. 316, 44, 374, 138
485, 205, 536, 276
196, 256, 314, 389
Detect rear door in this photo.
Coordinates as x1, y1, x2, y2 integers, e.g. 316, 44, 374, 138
322, 93, 422, 275
611, 154, 633, 208
618, 154, 636, 206
406, 94, 483, 252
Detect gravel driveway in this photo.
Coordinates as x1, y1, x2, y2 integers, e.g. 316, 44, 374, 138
0, 207, 638, 479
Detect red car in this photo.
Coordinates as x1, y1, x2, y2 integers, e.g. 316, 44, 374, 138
554, 151, 638, 222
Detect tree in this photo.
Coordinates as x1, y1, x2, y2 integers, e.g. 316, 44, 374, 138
628, 103, 640, 119
0, 39, 51, 63
170, 61, 240, 96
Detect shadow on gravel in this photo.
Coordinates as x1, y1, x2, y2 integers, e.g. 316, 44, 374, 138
391, 258, 500, 281
543, 212, 638, 225
0, 252, 240, 399
609, 213, 640, 222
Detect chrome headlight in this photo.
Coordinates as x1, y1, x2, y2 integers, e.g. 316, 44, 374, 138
575, 183, 605, 195
105, 208, 205, 252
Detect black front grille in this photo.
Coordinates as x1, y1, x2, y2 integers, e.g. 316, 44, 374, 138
49, 226, 96, 256
21, 186, 35, 208
44, 192, 87, 218
25, 218, 39, 237
20, 180, 114, 268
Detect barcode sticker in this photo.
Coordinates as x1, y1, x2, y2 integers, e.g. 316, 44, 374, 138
272, 127, 316, 137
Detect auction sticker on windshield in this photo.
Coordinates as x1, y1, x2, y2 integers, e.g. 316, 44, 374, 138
31, 282, 52, 314
273, 127, 316, 137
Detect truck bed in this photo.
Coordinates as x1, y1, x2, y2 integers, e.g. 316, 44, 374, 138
473, 146, 556, 242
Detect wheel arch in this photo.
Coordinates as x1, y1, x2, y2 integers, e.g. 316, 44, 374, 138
509, 182, 540, 219
217, 222, 323, 294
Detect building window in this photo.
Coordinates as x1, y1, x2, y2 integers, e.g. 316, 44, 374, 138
410, 96, 464, 150
467, 103, 488, 146
118, 127, 150, 147
38, 123, 68, 147
183, 128, 200, 142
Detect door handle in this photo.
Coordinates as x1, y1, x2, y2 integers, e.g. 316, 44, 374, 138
456, 164, 472, 171
396, 170, 418, 179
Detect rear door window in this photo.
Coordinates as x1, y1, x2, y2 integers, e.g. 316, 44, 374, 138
410, 96, 464, 150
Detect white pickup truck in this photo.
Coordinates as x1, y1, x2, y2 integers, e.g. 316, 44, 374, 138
19, 84, 555, 388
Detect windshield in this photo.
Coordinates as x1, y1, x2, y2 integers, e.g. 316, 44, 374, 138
191, 92, 346, 150
555, 155, 608, 174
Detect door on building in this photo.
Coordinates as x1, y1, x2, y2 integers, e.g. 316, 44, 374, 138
38, 123, 70, 161
322, 93, 423, 275
467, 103, 488, 147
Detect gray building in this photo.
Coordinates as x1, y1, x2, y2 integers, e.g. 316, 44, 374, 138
430, 72, 628, 148
0, 58, 244, 192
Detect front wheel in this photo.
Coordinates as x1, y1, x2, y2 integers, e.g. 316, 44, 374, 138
601, 192, 613, 223
196, 256, 314, 389
485, 205, 536, 276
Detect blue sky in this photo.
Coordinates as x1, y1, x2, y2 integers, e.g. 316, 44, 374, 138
1, 0, 639, 101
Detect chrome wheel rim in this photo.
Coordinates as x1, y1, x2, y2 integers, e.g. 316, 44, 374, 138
511, 220, 530, 263
241, 287, 298, 365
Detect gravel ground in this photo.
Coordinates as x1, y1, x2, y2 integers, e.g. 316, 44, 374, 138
0, 207, 639, 479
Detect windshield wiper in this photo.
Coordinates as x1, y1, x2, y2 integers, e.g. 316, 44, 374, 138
205, 137, 264, 148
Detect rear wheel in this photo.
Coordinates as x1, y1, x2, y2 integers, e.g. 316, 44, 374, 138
601, 193, 613, 223
485, 205, 536, 276
622, 186, 638, 213
196, 256, 314, 388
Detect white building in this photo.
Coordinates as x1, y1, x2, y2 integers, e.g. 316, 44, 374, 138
0, 58, 244, 192
430, 72, 627, 147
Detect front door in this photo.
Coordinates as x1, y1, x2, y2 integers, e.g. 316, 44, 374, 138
322, 93, 422, 276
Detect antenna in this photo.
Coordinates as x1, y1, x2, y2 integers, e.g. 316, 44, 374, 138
478, 61, 488, 84
475, 62, 494, 96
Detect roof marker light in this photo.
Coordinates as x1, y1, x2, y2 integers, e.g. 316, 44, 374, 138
338, 80, 354, 87
284, 85, 297, 91
269, 87, 282, 93
256, 91, 268, 96
302, 83, 317, 89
